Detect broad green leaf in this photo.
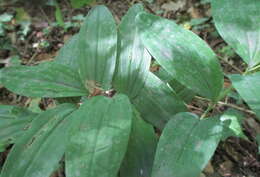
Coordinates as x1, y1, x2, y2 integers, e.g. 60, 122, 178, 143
136, 13, 223, 102
256, 134, 260, 154
0, 13, 13, 22
0, 104, 77, 177
212, 0, 260, 68
154, 68, 195, 103
55, 1, 65, 27
132, 72, 186, 130
78, 5, 117, 91
220, 109, 247, 140
152, 113, 224, 177
229, 73, 260, 120
114, 4, 151, 98
70, 0, 95, 8
120, 110, 157, 177
1, 62, 88, 97
0, 142, 6, 153
0, 105, 37, 145
66, 94, 132, 177
55, 34, 80, 70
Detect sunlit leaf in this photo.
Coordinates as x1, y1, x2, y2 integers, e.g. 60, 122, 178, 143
0, 104, 76, 177
154, 68, 195, 103
220, 109, 247, 140
229, 73, 260, 120
78, 5, 117, 91
114, 4, 151, 98
120, 110, 157, 177
152, 113, 224, 177
136, 12, 223, 102
66, 94, 132, 177
1, 62, 88, 97
55, 35, 80, 70
132, 72, 186, 129
0, 105, 37, 145
212, 0, 260, 68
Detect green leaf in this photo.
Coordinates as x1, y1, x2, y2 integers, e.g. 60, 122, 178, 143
65, 94, 132, 177
154, 68, 195, 103
0, 13, 13, 22
120, 110, 157, 177
256, 134, 260, 154
136, 12, 224, 102
0, 105, 37, 145
132, 72, 186, 130
55, 34, 80, 70
229, 73, 260, 120
220, 109, 247, 140
70, 0, 95, 8
114, 4, 151, 98
55, 1, 65, 28
15, 8, 30, 23
78, 5, 117, 91
0, 103, 77, 177
0, 23, 5, 36
212, 0, 260, 68
1, 62, 88, 98
152, 113, 224, 177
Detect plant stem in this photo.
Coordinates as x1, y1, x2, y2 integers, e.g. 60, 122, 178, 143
244, 64, 260, 74
200, 103, 215, 119
217, 85, 233, 101
218, 56, 243, 74
39, 7, 52, 25
195, 96, 255, 115
217, 102, 255, 115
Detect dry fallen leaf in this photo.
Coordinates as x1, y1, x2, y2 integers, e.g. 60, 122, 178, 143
161, 1, 186, 12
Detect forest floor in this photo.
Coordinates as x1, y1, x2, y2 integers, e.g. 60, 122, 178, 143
0, 0, 259, 176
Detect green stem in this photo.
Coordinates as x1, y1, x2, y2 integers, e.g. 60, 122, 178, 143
200, 103, 215, 119
217, 85, 233, 102
245, 64, 260, 74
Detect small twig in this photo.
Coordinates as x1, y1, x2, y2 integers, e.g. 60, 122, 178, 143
140, 0, 156, 14
195, 96, 255, 115
27, 51, 38, 65
200, 103, 215, 119
186, 104, 204, 113
194, 96, 210, 102
218, 55, 244, 74
39, 7, 52, 25
217, 102, 256, 115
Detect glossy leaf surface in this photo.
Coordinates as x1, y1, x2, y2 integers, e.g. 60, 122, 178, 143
1, 62, 87, 97
132, 72, 186, 130
66, 94, 132, 177
152, 113, 224, 177
212, 0, 260, 68
136, 13, 223, 102
229, 73, 260, 120
120, 110, 157, 177
0, 105, 36, 145
78, 5, 117, 91
0, 104, 76, 177
114, 4, 151, 98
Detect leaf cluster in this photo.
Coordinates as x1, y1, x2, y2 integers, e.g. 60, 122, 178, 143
0, 0, 260, 176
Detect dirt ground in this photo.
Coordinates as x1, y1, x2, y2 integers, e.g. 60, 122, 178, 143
0, 0, 259, 176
